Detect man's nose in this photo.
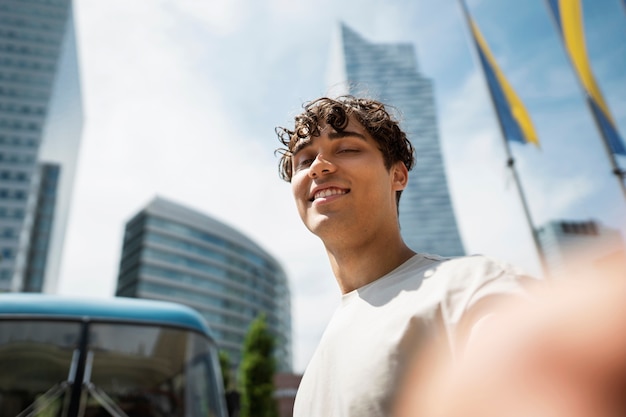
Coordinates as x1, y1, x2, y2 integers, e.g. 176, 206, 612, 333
309, 154, 335, 178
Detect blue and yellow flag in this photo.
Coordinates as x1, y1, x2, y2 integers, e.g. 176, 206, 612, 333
462, 3, 540, 147
547, 0, 626, 155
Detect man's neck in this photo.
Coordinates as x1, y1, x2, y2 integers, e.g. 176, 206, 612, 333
325, 235, 416, 294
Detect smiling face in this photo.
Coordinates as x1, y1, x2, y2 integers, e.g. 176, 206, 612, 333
290, 115, 408, 245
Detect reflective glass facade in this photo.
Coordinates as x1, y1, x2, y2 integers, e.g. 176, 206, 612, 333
0, 0, 83, 292
116, 197, 292, 372
333, 24, 465, 256
22, 162, 59, 291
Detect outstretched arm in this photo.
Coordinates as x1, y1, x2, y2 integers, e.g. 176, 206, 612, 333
394, 276, 626, 417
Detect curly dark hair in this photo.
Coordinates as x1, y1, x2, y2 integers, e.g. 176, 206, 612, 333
275, 95, 415, 182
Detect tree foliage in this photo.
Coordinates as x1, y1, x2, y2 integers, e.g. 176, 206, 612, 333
219, 350, 232, 391
239, 314, 278, 417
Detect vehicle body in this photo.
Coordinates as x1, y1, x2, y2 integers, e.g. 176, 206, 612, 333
0, 293, 227, 417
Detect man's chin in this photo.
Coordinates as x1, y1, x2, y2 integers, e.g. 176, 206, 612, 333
305, 215, 338, 236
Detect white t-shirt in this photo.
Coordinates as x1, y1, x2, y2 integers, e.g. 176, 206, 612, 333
293, 253, 528, 417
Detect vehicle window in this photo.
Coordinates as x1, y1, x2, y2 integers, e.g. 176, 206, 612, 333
0, 320, 80, 417
85, 323, 224, 417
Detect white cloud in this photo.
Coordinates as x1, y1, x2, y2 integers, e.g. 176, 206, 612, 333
168, 0, 248, 36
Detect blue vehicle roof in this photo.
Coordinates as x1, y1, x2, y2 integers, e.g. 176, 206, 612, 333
0, 293, 214, 339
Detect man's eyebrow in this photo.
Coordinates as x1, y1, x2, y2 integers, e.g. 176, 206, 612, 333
327, 130, 368, 141
292, 130, 368, 157
292, 139, 311, 157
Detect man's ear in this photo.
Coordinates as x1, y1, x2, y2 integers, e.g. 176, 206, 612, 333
392, 161, 409, 191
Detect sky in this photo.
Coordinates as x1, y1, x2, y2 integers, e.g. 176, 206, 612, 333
57, 0, 626, 373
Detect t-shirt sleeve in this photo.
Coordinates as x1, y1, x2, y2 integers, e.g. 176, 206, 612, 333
438, 255, 536, 328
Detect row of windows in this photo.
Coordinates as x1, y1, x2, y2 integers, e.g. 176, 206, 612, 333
0, 152, 36, 164
140, 263, 275, 309
142, 247, 277, 307
0, 27, 62, 47
0, 2, 68, 22
0, 188, 27, 200
142, 263, 225, 293
0, 170, 29, 182
152, 279, 286, 342
143, 251, 275, 310
138, 281, 261, 335
0, 70, 51, 89
147, 216, 277, 273
0, 134, 38, 147
145, 231, 277, 292
0, 228, 16, 238
166, 292, 262, 332
0, 206, 25, 219
0, 85, 49, 101
126, 215, 284, 290
0, 56, 55, 72
148, 231, 231, 264
0, 14, 66, 33
147, 225, 271, 286
0, 117, 41, 132
0, 42, 59, 59
13, 0, 68, 6
148, 217, 230, 249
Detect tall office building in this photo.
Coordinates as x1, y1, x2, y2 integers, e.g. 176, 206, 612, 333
537, 219, 626, 279
327, 23, 465, 256
0, 0, 83, 292
116, 197, 293, 372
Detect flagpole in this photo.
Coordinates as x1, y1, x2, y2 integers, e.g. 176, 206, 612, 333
457, 0, 549, 277
543, 0, 626, 202
584, 97, 626, 200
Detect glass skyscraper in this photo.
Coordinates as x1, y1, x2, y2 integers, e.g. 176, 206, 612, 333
0, 0, 83, 292
116, 197, 293, 372
328, 23, 465, 256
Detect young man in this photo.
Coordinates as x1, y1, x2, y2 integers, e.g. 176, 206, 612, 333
276, 96, 529, 417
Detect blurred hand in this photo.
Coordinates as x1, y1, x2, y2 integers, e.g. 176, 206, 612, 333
393, 276, 626, 417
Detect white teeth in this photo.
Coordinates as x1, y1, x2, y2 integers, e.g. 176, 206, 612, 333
314, 188, 347, 200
